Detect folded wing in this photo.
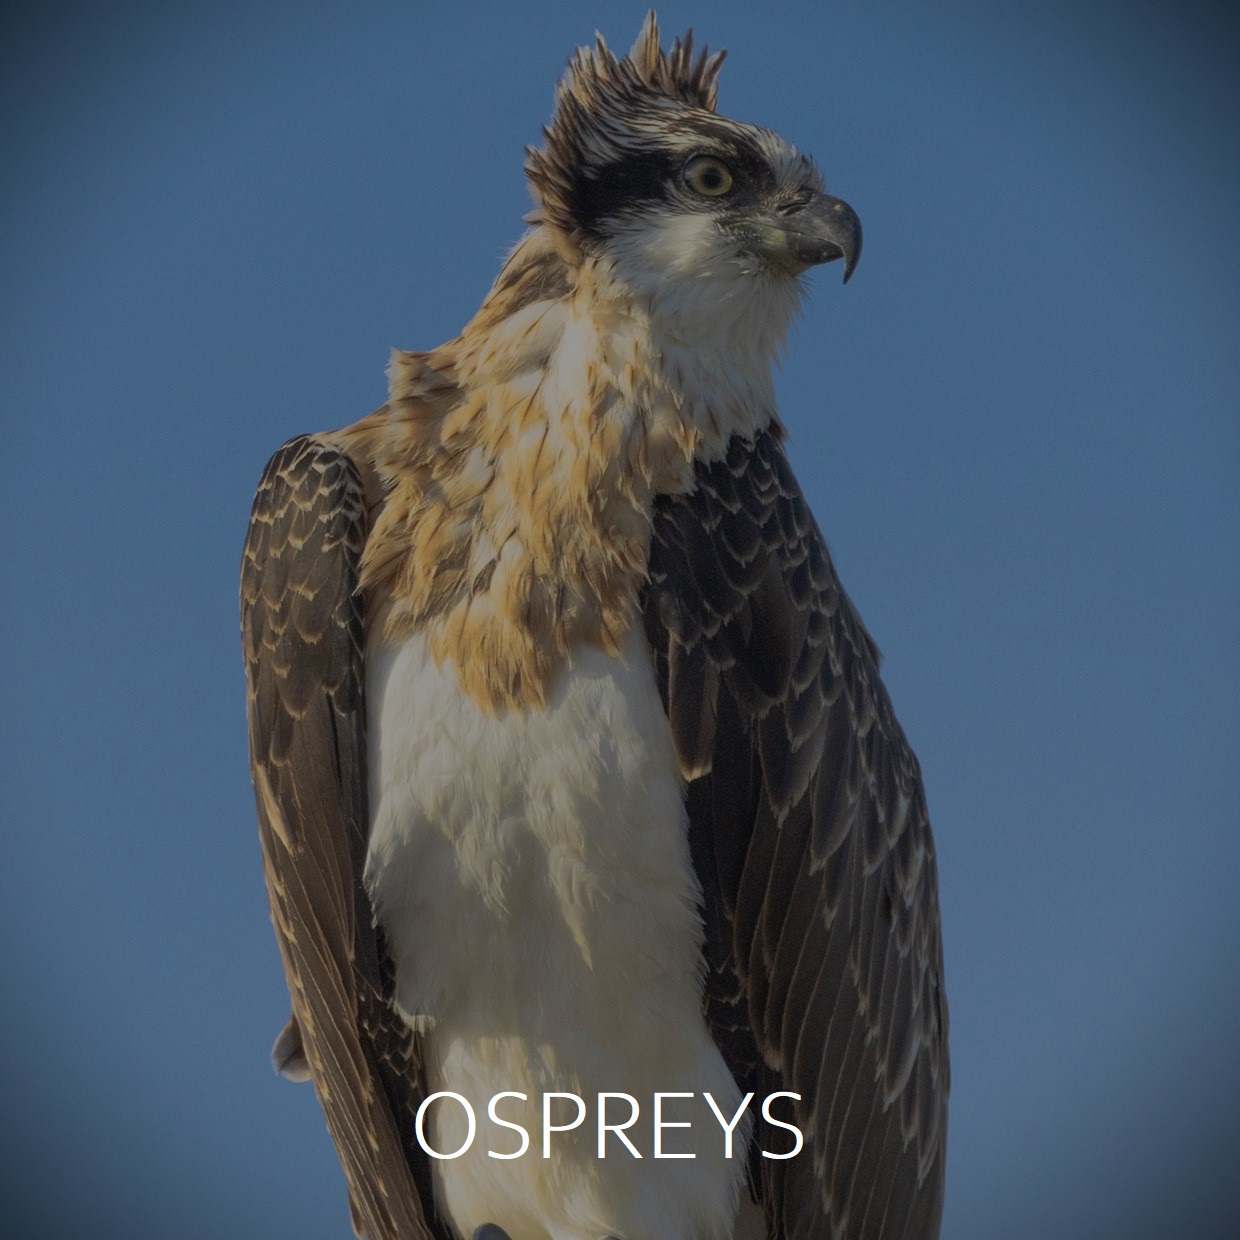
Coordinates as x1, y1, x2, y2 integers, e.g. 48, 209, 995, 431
642, 430, 949, 1240
240, 435, 443, 1240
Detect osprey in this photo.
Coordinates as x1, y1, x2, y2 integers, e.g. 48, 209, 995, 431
242, 14, 948, 1240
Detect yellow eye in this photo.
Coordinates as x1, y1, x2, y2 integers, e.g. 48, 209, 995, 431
682, 155, 734, 197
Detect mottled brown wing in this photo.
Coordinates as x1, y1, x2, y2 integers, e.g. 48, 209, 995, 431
643, 430, 949, 1240
240, 435, 445, 1240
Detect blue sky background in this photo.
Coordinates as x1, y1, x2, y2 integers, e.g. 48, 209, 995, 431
2, 1, 1238, 1237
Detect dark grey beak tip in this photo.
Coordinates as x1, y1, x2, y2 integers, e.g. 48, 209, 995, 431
829, 196, 862, 284
781, 193, 861, 283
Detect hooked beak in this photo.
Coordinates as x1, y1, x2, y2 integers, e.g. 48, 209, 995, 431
749, 193, 862, 282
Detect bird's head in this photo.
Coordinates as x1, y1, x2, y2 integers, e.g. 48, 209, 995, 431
525, 12, 860, 351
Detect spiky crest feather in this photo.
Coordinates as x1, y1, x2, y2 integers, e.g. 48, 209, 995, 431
525, 11, 727, 244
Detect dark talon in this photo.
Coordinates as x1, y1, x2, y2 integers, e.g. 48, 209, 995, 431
472, 1227, 512, 1240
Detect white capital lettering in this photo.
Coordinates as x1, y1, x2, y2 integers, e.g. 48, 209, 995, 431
414, 1091, 476, 1160
703, 1091, 754, 1159
487, 1092, 530, 1160
653, 1092, 695, 1159
542, 1092, 586, 1158
597, 1092, 642, 1159
760, 1091, 804, 1160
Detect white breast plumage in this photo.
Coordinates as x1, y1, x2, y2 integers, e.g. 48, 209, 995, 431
364, 627, 749, 1240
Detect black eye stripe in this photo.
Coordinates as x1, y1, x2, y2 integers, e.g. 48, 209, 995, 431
569, 152, 679, 234
720, 148, 775, 189
568, 142, 779, 236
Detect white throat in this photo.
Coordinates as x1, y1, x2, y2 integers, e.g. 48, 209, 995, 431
594, 211, 802, 450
